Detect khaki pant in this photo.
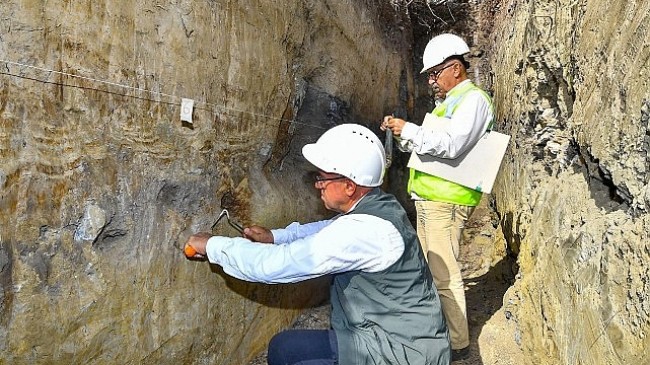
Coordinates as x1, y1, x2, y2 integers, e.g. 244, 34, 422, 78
415, 200, 474, 350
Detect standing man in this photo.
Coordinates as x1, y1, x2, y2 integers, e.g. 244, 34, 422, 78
381, 33, 495, 361
185, 124, 451, 364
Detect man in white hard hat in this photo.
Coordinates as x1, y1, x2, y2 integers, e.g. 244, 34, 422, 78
185, 123, 451, 364
381, 33, 495, 361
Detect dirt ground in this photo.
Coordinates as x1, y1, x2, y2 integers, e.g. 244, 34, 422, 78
248, 196, 524, 364
453, 197, 524, 365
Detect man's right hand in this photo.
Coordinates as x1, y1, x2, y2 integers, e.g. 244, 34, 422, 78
243, 225, 274, 243
184, 232, 213, 259
381, 115, 406, 136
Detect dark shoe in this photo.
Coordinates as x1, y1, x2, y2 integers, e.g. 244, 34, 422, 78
451, 347, 470, 362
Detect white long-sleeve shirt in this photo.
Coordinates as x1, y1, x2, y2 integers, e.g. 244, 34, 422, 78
398, 80, 493, 159
205, 213, 404, 284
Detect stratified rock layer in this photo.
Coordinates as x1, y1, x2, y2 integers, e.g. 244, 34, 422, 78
484, 0, 650, 363
0, 1, 412, 363
4, 1, 649, 364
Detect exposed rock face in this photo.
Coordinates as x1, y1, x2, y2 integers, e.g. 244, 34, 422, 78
5, 0, 648, 364
482, 0, 650, 363
0, 1, 413, 363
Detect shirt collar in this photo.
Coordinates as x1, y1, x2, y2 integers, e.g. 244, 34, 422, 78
447, 79, 472, 96
345, 187, 379, 214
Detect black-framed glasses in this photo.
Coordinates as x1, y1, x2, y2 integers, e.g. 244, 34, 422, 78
428, 63, 455, 80
314, 174, 347, 183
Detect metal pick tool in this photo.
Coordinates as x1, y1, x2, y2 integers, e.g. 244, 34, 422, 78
385, 127, 393, 168
211, 209, 244, 234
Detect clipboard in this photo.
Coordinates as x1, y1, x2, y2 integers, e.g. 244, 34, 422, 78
406, 114, 510, 194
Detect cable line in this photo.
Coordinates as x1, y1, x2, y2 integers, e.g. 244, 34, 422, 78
0, 59, 327, 130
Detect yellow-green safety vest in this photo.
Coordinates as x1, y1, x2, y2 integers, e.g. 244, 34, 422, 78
408, 81, 495, 206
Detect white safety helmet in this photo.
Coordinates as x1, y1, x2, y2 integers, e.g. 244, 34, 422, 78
420, 33, 470, 73
302, 124, 385, 187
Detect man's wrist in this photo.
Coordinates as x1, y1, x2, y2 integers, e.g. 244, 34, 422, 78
401, 122, 419, 140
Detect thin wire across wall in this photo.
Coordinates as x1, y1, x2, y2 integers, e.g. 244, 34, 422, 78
0, 59, 327, 130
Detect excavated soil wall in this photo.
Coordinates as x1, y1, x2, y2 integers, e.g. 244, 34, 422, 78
3, 0, 649, 364
0, 1, 413, 363
482, 0, 650, 363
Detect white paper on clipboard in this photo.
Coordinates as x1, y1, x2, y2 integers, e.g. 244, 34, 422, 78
406, 114, 510, 194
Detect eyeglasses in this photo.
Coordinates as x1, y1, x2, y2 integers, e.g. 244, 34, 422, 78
314, 174, 346, 183
428, 63, 455, 80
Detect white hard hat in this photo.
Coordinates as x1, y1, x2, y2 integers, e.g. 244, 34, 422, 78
302, 124, 385, 187
420, 33, 470, 73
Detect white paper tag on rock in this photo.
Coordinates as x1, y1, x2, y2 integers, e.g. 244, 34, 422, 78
180, 98, 194, 123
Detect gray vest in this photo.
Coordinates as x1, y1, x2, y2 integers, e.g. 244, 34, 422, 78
331, 189, 451, 364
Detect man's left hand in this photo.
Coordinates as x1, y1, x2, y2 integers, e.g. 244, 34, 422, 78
243, 225, 274, 243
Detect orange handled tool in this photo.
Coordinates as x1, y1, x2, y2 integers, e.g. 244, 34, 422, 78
184, 245, 197, 258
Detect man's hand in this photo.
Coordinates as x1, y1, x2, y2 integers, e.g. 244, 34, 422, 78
184, 232, 213, 258
243, 225, 274, 243
381, 115, 406, 136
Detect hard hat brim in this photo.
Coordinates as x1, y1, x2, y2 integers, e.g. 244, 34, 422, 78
302, 143, 329, 173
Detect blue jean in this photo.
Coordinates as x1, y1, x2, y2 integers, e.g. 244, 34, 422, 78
267, 329, 338, 365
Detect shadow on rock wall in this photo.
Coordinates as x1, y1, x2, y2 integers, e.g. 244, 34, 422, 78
210, 265, 331, 309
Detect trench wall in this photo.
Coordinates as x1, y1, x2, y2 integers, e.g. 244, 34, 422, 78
0, 1, 413, 363
483, 0, 650, 363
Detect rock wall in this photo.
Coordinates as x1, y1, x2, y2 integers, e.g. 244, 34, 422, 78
482, 0, 650, 363
0, 1, 413, 364
8, 0, 648, 363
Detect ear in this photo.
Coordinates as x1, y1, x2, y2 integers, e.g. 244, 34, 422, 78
344, 179, 358, 197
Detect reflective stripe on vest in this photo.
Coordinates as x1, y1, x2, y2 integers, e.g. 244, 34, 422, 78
407, 81, 494, 206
